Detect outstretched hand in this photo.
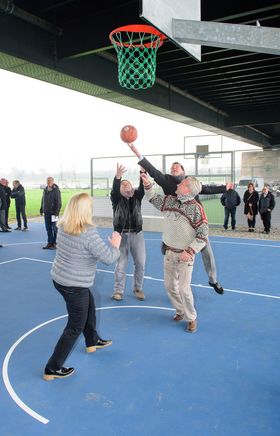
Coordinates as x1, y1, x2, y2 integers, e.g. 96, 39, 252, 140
127, 142, 141, 159
108, 231, 121, 249
140, 172, 151, 187
116, 163, 127, 179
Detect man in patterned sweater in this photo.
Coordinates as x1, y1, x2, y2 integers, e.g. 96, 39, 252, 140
141, 173, 208, 333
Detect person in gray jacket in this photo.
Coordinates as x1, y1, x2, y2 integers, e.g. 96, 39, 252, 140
43, 192, 121, 381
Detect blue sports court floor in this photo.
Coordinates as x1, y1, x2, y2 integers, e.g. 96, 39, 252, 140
0, 223, 280, 436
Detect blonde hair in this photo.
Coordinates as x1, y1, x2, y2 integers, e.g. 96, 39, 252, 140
58, 192, 94, 235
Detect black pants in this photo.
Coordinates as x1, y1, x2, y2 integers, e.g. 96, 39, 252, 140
46, 281, 100, 370
16, 203, 27, 228
260, 211, 271, 232
44, 212, 57, 244
5, 205, 10, 227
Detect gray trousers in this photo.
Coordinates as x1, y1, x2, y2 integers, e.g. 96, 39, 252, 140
0, 210, 7, 231
201, 240, 217, 284
114, 231, 146, 295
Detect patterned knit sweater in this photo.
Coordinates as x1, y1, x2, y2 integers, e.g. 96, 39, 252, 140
51, 226, 120, 287
145, 184, 208, 255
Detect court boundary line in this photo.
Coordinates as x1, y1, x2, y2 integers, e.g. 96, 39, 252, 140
2, 306, 174, 425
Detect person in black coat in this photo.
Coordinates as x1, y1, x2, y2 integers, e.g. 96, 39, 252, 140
126, 142, 225, 295
11, 180, 28, 230
243, 182, 259, 232
0, 182, 10, 232
259, 185, 275, 234
0, 178, 12, 229
110, 163, 146, 301
220, 183, 241, 230
40, 177, 62, 249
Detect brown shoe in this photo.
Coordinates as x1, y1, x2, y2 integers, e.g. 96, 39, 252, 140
111, 293, 123, 301
186, 319, 197, 333
173, 313, 184, 322
133, 289, 145, 300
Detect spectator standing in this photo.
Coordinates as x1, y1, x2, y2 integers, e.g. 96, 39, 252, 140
259, 185, 275, 234
220, 183, 241, 230
11, 180, 28, 231
0, 179, 12, 229
0, 182, 10, 232
243, 182, 259, 232
110, 163, 146, 301
40, 177, 61, 249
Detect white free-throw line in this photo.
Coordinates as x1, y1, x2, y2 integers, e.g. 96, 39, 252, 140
2, 306, 174, 425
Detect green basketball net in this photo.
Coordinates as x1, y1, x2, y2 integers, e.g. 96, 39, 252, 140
109, 24, 165, 90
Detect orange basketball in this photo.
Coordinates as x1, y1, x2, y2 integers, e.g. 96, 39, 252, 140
120, 125, 138, 143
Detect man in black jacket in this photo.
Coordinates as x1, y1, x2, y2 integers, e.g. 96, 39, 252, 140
40, 177, 61, 249
220, 183, 241, 230
259, 185, 275, 234
11, 180, 28, 231
110, 163, 146, 301
0, 182, 10, 232
0, 178, 12, 229
126, 142, 225, 295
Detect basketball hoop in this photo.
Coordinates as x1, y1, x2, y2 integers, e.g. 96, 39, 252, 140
109, 24, 165, 90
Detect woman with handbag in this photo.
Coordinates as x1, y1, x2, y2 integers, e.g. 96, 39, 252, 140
243, 182, 259, 232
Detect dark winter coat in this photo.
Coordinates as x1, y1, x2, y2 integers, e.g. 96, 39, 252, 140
11, 184, 26, 206
0, 184, 7, 210
220, 189, 241, 210
110, 177, 144, 234
138, 157, 226, 202
243, 190, 259, 215
40, 183, 61, 216
259, 192, 275, 213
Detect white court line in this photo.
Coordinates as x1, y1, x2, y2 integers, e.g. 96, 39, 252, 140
2, 306, 174, 425
210, 240, 280, 248
2, 241, 45, 247
1, 257, 280, 300
0, 257, 25, 265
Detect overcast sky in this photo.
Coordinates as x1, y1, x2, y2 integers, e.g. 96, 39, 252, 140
0, 68, 257, 177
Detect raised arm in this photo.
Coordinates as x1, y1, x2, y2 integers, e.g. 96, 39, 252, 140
110, 163, 126, 203
127, 143, 177, 194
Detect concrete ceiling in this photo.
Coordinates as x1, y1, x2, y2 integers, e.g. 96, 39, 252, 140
0, 0, 279, 148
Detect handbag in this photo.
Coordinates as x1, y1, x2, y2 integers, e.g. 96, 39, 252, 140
247, 206, 254, 221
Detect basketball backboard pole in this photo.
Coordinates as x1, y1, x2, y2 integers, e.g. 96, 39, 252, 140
173, 20, 280, 56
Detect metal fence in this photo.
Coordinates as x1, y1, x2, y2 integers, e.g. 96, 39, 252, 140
90, 149, 280, 229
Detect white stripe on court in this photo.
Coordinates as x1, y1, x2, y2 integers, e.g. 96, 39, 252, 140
1, 257, 280, 300
210, 240, 280, 248
2, 306, 174, 425
0, 257, 25, 265
2, 241, 45, 247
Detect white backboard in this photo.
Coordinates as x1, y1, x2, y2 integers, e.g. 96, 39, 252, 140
140, 0, 201, 61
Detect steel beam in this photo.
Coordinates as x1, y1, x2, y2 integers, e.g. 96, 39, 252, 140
173, 20, 280, 56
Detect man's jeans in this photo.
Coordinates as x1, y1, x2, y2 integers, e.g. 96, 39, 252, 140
224, 207, 237, 230
44, 212, 58, 244
114, 231, 146, 295
46, 281, 99, 370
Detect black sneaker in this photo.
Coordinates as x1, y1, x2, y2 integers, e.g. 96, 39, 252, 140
43, 367, 74, 381
86, 338, 112, 353
22, 227, 28, 231
209, 282, 224, 295
14, 227, 21, 230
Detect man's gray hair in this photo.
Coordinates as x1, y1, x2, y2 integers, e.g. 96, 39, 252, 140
185, 176, 202, 197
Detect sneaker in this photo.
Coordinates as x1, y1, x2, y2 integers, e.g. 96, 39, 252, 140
173, 313, 184, 322
111, 293, 123, 301
42, 243, 53, 249
43, 367, 74, 381
14, 227, 21, 230
209, 281, 224, 295
186, 319, 197, 333
133, 289, 145, 300
22, 227, 28, 231
86, 339, 112, 353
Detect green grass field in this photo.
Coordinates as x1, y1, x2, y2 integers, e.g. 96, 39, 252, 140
7, 189, 224, 224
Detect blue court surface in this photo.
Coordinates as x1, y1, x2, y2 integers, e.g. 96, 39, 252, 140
0, 223, 280, 436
